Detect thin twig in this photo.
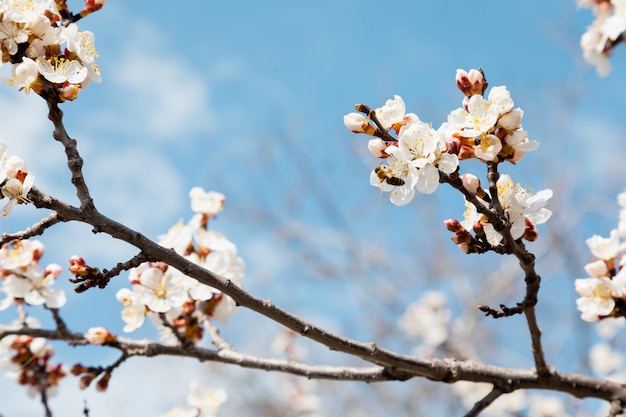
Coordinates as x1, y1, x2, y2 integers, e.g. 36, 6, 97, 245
204, 320, 232, 351
38, 379, 53, 417
0, 212, 60, 245
49, 308, 69, 335
442, 163, 549, 375
158, 312, 194, 350
463, 387, 503, 417
70, 252, 150, 292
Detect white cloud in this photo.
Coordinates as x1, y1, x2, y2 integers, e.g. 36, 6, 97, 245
107, 22, 216, 142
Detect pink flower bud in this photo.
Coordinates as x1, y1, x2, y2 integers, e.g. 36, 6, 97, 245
461, 174, 481, 194
456, 69, 471, 92
456, 68, 485, 96
367, 139, 390, 158
45, 263, 63, 277
80, 0, 105, 17
69, 255, 84, 265
61, 84, 80, 101
458, 242, 470, 253
69, 256, 86, 274
96, 372, 111, 392
444, 219, 463, 232
584, 259, 609, 278
71, 364, 89, 376
451, 230, 472, 244
80, 373, 97, 389
85, 327, 112, 345
473, 222, 485, 235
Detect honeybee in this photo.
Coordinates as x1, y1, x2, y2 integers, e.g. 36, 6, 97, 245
374, 166, 405, 186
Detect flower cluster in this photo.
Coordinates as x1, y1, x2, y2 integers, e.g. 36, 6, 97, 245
0, 239, 66, 310
447, 69, 539, 163
575, 191, 626, 321
447, 174, 553, 250
0, 332, 66, 397
0, 139, 34, 217
343, 69, 538, 206
345, 69, 551, 250
116, 188, 245, 343
0, 0, 104, 101
344, 95, 459, 205
577, 0, 626, 76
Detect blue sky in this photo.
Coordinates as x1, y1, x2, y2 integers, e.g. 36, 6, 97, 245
1, 0, 625, 415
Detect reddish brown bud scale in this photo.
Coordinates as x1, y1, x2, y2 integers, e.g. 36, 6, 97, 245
444, 218, 463, 232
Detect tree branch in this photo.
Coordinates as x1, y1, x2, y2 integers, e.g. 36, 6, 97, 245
442, 165, 549, 376
43, 93, 94, 211
8, 186, 626, 402
1, 324, 623, 401
0, 212, 60, 245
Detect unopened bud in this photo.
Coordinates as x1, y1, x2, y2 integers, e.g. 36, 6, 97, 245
96, 372, 111, 392
367, 139, 392, 158
461, 174, 481, 194
71, 364, 89, 376
60, 84, 80, 101
522, 220, 539, 241
85, 327, 115, 345
584, 259, 609, 278
45, 263, 63, 278
69, 255, 85, 266
79, 0, 105, 17
344, 113, 375, 135
80, 373, 97, 389
456, 68, 485, 97
451, 230, 472, 244
69, 255, 87, 275
458, 242, 470, 253
446, 137, 461, 155
444, 218, 464, 232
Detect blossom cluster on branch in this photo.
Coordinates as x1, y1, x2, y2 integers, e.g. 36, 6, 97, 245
578, 0, 626, 75
0, 238, 65, 310
576, 191, 626, 321
0, 0, 103, 101
344, 69, 552, 253
0, 140, 34, 217
0, 328, 66, 398
113, 188, 245, 341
